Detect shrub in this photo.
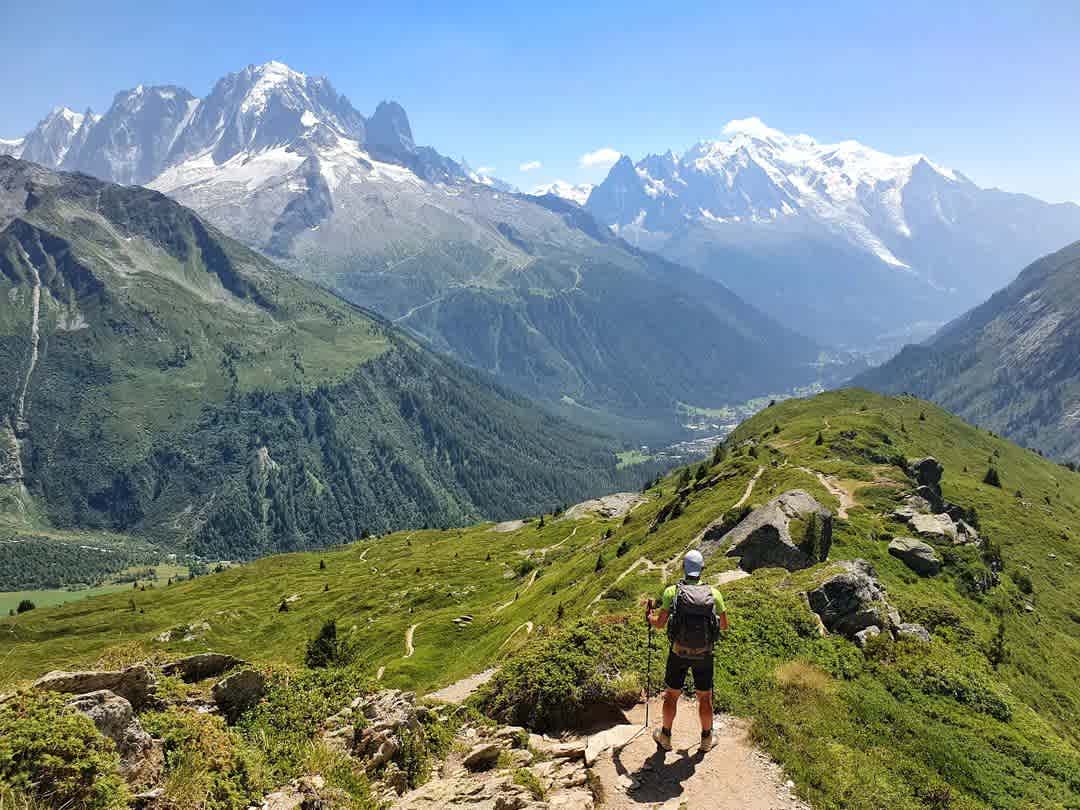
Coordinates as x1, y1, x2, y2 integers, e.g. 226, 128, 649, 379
0, 691, 129, 810
141, 707, 265, 810
14, 600, 34, 614
305, 620, 358, 669
983, 467, 1002, 488
615, 539, 631, 557
1011, 571, 1034, 595
514, 558, 537, 578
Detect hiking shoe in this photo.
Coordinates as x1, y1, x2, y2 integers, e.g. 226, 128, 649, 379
652, 728, 673, 751
699, 731, 716, 752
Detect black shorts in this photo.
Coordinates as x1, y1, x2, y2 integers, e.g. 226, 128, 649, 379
664, 649, 714, 692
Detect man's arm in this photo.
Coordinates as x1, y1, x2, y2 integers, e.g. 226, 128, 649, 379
718, 611, 729, 632
645, 597, 669, 629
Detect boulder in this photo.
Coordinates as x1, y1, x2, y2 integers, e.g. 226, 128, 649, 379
395, 772, 535, 809
350, 690, 423, 777
888, 537, 942, 576
706, 490, 833, 572
909, 513, 958, 543
162, 652, 245, 683
463, 742, 503, 771
211, 668, 266, 723
853, 626, 881, 649
892, 494, 931, 522
806, 560, 893, 638
35, 664, 156, 710
258, 775, 348, 810
67, 690, 162, 787
896, 623, 931, 643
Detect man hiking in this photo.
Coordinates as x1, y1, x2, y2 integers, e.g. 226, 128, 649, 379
646, 549, 729, 753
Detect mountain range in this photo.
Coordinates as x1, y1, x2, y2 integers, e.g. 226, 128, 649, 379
2, 63, 824, 437
582, 118, 1080, 346
0, 156, 656, 560
857, 240, 1080, 461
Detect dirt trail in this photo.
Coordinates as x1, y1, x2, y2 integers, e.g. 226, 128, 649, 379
425, 668, 498, 704
799, 467, 856, 519
375, 666, 385, 681
494, 566, 541, 613
592, 695, 809, 810
403, 624, 419, 658
497, 621, 533, 650
732, 466, 765, 510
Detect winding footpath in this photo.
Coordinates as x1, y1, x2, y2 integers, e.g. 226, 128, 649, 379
732, 466, 765, 510
403, 623, 419, 658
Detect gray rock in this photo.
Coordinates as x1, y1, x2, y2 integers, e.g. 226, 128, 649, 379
707, 490, 833, 572
463, 742, 503, 771
896, 623, 931, 643
888, 537, 942, 576
892, 494, 931, 522
853, 626, 881, 648
909, 513, 958, 543
162, 652, 245, 683
806, 560, 892, 639
211, 668, 266, 723
34, 664, 156, 710
67, 690, 162, 787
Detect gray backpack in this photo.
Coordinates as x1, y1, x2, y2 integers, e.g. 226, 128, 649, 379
667, 582, 720, 657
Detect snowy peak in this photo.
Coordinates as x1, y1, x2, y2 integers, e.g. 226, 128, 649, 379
530, 180, 594, 206
17, 106, 94, 166
175, 61, 366, 165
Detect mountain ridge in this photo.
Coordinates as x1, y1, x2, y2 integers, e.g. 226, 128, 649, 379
584, 118, 1080, 345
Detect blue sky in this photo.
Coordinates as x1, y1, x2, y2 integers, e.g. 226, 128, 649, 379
3, 0, 1079, 202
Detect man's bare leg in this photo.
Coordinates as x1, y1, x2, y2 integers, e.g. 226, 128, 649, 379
663, 687, 680, 730
696, 690, 714, 733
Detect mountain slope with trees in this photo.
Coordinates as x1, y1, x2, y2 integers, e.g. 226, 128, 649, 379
857, 240, 1080, 461
0, 156, 651, 564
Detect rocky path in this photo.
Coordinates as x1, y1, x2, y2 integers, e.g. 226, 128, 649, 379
592, 695, 809, 810
425, 668, 498, 704
497, 621, 533, 650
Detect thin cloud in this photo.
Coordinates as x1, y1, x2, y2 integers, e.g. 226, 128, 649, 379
476, 166, 496, 175
580, 147, 621, 168
519, 160, 542, 172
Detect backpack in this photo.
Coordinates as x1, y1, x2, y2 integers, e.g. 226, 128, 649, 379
667, 582, 719, 658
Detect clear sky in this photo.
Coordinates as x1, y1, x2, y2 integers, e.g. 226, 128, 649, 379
3, 0, 1078, 202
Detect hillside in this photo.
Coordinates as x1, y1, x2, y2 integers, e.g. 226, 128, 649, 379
584, 119, 1080, 346
0, 156, 652, 576
3, 390, 1079, 809
857, 240, 1080, 462
3, 64, 826, 435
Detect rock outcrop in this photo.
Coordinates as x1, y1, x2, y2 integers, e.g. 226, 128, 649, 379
34, 664, 156, 709
258, 775, 349, 810
162, 652, 245, 682
211, 668, 266, 723
888, 537, 942, 576
708, 490, 833, 572
67, 690, 163, 787
806, 560, 894, 638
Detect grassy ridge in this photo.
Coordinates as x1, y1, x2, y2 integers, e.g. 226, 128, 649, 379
3, 390, 1080, 808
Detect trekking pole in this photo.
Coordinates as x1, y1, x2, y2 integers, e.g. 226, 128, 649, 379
645, 599, 654, 729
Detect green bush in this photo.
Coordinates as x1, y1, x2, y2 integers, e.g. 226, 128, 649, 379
0, 692, 129, 810
475, 618, 647, 732
14, 601, 34, 615
304, 620, 358, 669
141, 707, 265, 809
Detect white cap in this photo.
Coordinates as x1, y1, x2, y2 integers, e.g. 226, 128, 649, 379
683, 549, 704, 578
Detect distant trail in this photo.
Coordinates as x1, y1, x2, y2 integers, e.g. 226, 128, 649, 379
493, 556, 546, 613
404, 624, 419, 658
539, 525, 578, 556
498, 622, 534, 650
799, 467, 855, 519
733, 467, 765, 510
376, 666, 385, 681
356, 548, 369, 562
425, 668, 498, 704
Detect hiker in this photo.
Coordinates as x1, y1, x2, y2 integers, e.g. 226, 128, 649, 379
645, 549, 728, 752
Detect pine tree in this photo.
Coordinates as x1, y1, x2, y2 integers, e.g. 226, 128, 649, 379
983, 467, 1002, 488
815, 432, 824, 446
319, 559, 326, 570
595, 553, 606, 572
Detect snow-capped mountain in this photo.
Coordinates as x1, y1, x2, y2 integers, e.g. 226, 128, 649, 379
586, 118, 1080, 344
530, 181, 594, 206
2, 63, 820, 429
2, 107, 99, 167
